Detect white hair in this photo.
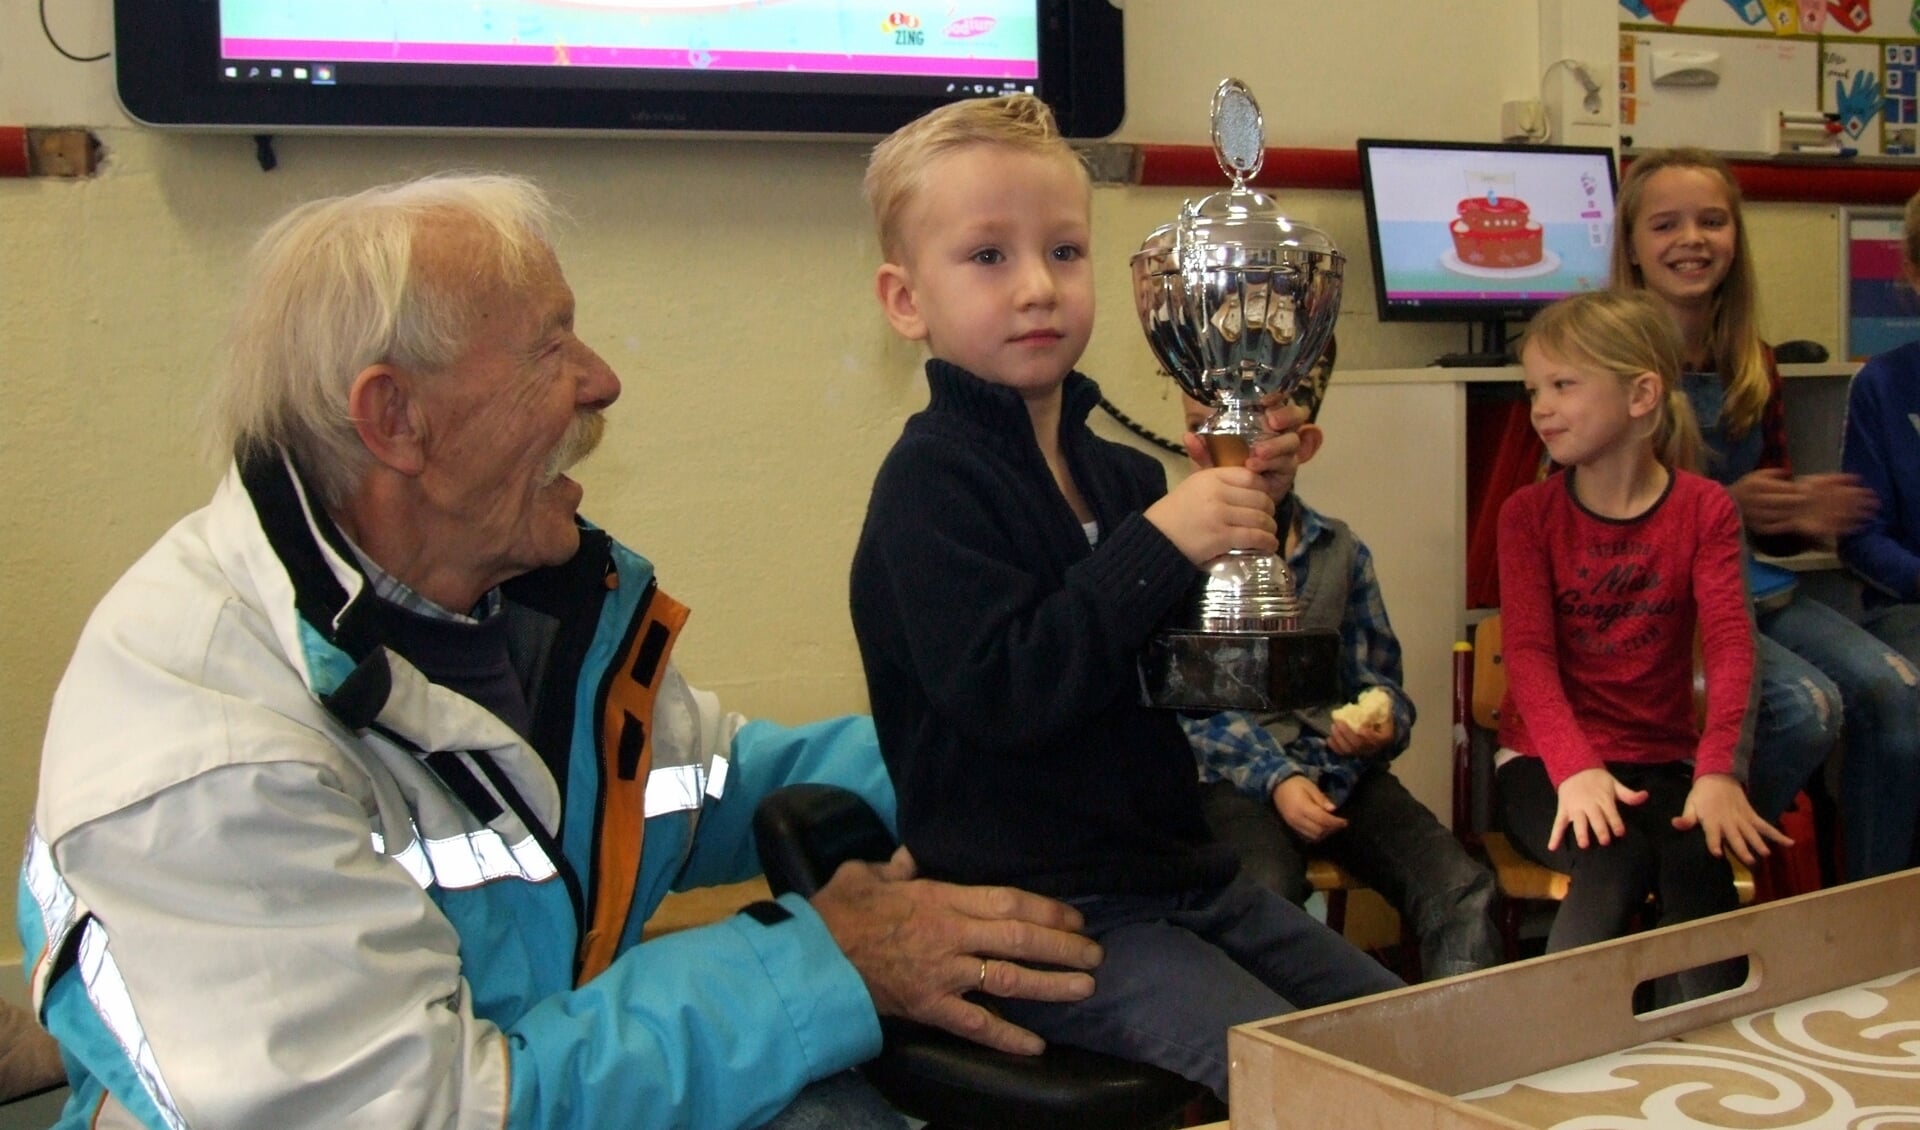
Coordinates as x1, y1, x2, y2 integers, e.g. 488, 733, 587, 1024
206, 173, 561, 506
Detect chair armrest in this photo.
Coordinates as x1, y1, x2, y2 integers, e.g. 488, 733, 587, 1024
753, 784, 898, 899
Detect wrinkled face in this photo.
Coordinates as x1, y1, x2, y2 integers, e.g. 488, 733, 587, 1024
1521, 342, 1646, 470
1627, 166, 1738, 314
881, 145, 1094, 398
413, 239, 621, 589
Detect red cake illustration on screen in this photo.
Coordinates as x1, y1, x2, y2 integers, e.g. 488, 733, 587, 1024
1450, 190, 1544, 269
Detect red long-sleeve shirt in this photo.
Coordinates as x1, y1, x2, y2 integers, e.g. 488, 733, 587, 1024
1495, 469, 1758, 787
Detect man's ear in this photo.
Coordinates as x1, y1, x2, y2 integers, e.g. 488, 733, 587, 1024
1294, 423, 1325, 466
875, 262, 928, 341
346, 364, 427, 477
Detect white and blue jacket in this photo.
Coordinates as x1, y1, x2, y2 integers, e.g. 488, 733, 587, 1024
18, 452, 893, 1129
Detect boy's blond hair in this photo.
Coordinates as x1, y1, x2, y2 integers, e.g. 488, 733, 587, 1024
864, 94, 1086, 262
1523, 289, 1704, 474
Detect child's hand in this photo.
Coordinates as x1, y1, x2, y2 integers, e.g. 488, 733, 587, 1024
1146, 467, 1278, 565
1672, 773, 1793, 865
1726, 468, 1802, 535
1794, 472, 1877, 541
1729, 469, 1877, 540
1548, 767, 1649, 851
1272, 775, 1348, 842
1327, 716, 1393, 758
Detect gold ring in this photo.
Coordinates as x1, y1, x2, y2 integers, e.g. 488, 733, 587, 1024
977, 959, 990, 992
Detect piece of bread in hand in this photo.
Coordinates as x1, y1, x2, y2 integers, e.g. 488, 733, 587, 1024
1330, 686, 1392, 733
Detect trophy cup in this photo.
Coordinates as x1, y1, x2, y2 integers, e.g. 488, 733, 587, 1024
1131, 78, 1343, 712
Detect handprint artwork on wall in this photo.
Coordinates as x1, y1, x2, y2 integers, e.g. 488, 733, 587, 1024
1835, 69, 1886, 136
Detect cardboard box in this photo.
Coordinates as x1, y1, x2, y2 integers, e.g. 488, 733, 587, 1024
1228, 869, 1920, 1129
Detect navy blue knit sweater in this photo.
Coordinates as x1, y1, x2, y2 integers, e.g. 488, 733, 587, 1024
849, 359, 1239, 897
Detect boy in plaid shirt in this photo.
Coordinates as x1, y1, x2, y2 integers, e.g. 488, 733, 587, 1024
1180, 344, 1501, 979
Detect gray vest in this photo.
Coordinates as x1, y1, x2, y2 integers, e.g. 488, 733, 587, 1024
1259, 506, 1359, 743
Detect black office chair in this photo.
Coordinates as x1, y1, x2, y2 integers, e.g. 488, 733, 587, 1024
753, 784, 1209, 1130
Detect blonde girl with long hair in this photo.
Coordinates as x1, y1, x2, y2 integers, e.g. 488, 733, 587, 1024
1493, 291, 1787, 993
1613, 148, 1920, 882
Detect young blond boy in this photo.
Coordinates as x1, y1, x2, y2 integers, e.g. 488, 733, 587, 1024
847, 95, 1401, 1100
1179, 346, 1502, 980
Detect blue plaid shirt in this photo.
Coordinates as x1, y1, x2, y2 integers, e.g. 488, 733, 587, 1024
1181, 494, 1414, 808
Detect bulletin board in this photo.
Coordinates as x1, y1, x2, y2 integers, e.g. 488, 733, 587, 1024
1620, 0, 1920, 158
1842, 205, 1919, 359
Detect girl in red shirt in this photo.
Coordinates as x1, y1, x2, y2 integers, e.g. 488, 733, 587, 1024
1495, 290, 1789, 989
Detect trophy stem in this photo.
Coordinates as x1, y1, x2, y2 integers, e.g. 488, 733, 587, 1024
1205, 432, 1250, 469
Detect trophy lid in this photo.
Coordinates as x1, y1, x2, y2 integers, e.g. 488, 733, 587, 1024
1175, 79, 1339, 261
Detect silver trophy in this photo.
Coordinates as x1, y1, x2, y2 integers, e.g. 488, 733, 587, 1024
1131, 78, 1343, 712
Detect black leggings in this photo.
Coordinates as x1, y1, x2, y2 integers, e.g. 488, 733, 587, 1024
1496, 758, 1742, 996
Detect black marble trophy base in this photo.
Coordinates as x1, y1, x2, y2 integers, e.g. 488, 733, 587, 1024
1138, 627, 1342, 712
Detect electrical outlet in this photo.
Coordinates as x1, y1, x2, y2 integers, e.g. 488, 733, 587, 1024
1501, 100, 1545, 141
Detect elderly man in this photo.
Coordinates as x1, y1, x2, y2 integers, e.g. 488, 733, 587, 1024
18, 174, 1100, 1129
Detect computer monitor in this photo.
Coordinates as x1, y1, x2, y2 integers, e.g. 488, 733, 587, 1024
1357, 138, 1619, 365
113, 1, 1125, 140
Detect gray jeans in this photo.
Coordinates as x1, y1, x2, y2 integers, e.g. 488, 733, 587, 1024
1200, 773, 1502, 979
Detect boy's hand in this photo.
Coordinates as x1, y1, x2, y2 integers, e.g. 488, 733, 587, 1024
1548, 766, 1648, 851
1327, 716, 1394, 758
1146, 466, 1278, 565
1272, 775, 1348, 842
1673, 773, 1793, 866
1181, 403, 1309, 475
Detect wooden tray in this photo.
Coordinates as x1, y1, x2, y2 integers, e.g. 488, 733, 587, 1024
1228, 869, 1920, 1128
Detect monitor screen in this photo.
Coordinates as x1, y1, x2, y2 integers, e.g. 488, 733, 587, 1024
1357, 139, 1618, 334
113, 0, 1124, 139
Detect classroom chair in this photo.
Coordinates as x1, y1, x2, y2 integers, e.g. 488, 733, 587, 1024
753, 784, 1211, 1130
1450, 615, 1755, 961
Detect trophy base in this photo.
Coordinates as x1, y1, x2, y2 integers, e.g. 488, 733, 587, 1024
1138, 627, 1342, 713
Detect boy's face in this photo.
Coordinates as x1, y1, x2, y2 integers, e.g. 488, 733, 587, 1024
874, 145, 1093, 399
1181, 392, 1320, 504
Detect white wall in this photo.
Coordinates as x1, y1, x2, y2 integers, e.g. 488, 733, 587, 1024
0, 2, 1845, 966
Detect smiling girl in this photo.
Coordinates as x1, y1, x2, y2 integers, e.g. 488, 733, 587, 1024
1612, 148, 1920, 881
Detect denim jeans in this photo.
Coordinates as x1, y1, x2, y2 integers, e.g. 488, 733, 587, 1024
1200, 776, 1501, 979
758, 1071, 906, 1130
1763, 596, 1920, 879
1744, 632, 1841, 826
993, 874, 1403, 1101
1860, 602, 1920, 669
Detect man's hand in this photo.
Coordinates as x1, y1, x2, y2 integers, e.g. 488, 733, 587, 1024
1549, 766, 1648, 851
1673, 773, 1793, 866
1272, 775, 1348, 842
809, 847, 1101, 1056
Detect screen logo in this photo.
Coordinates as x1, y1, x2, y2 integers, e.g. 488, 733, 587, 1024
882, 12, 924, 47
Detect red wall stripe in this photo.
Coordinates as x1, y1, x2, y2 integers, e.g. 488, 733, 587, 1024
0, 127, 30, 178
1131, 143, 1920, 205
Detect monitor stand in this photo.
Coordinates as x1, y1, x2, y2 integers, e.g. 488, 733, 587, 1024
1431, 318, 1516, 368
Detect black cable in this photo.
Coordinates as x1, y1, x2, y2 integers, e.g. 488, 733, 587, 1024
40, 0, 109, 63
1097, 396, 1186, 456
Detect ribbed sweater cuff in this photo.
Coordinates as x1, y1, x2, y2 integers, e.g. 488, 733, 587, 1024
1077, 513, 1197, 615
